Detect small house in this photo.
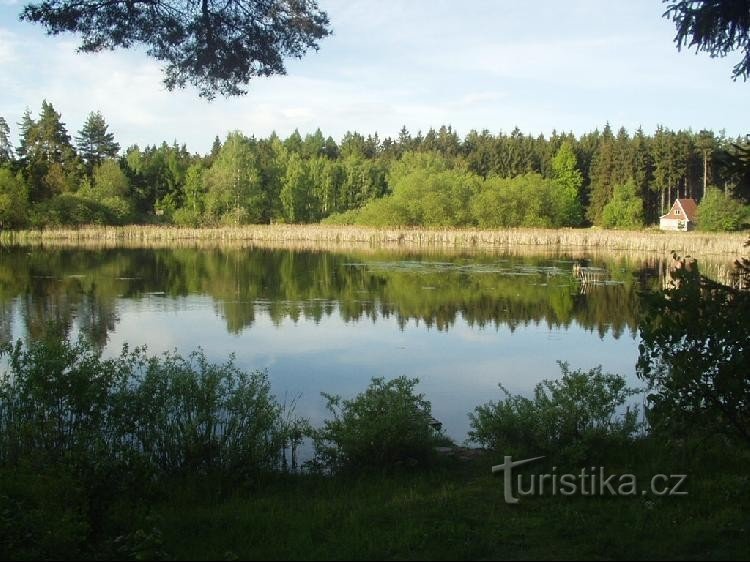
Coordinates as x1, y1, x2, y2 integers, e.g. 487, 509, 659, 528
659, 198, 698, 231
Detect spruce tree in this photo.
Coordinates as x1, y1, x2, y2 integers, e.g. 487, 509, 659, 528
0, 117, 12, 164
15, 109, 35, 167
587, 124, 616, 225
76, 111, 120, 171
18, 101, 78, 201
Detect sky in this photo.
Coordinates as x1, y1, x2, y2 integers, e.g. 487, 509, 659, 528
0, 0, 748, 155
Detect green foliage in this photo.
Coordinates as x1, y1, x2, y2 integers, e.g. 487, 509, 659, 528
280, 153, 313, 223
0, 167, 29, 228
338, 154, 387, 212
149, 438, 750, 560
551, 141, 585, 226
601, 180, 645, 229
77, 160, 134, 224
20, 0, 331, 99
0, 464, 89, 560
344, 154, 585, 229
0, 333, 304, 558
698, 187, 749, 231
178, 163, 207, 224
321, 208, 359, 225
2, 99, 744, 230
0, 335, 301, 477
719, 137, 750, 202
91, 160, 129, 199
75, 111, 120, 170
172, 206, 203, 227
204, 133, 265, 225
638, 259, 750, 443
664, 0, 750, 81
469, 362, 641, 463
17, 101, 80, 202
337, 152, 477, 227
313, 376, 442, 472
0, 116, 11, 163
473, 173, 557, 228
30, 194, 110, 227
127, 351, 296, 477
587, 124, 616, 225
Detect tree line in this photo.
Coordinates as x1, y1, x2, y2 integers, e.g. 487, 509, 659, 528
0, 101, 748, 231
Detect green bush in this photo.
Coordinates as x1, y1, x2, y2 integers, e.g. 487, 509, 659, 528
0, 335, 129, 467
601, 180, 645, 229
321, 208, 359, 225
0, 167, 29, 229
313, 376, 443, 472
29, 194, 110, 227
0, 334, 310, 559
698, 187, 749, 231
469, 362, 641, 463
128, 350, 295, 477
0, 335, 302, 478
172, 206, 203, 227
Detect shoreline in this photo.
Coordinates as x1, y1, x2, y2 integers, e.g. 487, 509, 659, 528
1, 224, 748, 258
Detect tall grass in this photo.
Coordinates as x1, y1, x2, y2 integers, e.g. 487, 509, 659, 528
2, 224, 747, 257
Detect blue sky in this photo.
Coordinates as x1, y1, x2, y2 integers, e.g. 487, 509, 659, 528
0, 0, 748, 155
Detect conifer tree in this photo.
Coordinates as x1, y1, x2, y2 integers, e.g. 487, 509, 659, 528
587, 124, 616, 225
76, 111, 120, 171
0, 116, 12, 164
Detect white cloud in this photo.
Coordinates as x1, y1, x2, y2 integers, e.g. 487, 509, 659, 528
0, 30, 16, 65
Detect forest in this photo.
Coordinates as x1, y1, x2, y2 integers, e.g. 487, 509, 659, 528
0, 101, 748, 232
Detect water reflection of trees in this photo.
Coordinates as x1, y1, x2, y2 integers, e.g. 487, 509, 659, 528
0, 246, 668, 343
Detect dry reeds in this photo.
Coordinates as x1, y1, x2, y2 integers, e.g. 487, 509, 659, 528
1, 225, 748, 258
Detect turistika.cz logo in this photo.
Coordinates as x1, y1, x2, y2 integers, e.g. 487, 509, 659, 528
492, 456, 687, 504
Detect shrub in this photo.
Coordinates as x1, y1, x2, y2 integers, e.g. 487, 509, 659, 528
0, 335, 130, 467
313, 376, 443, 472
469, 362, 641, 463
29, 194, 109, 227
0, 335, 302, 478
127, 350, 294, 477
698, 187, 749, 231
601, 180, 645, 229
172, 206, 203, 227
321, 208, 359, 225
472, 174, 563, 228
0, 167, 29, 229
0, 334, 306, 558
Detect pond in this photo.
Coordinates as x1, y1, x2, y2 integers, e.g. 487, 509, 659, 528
0, 244, 690, 442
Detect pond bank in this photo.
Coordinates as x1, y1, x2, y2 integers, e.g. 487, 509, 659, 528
2, 224, 748, 258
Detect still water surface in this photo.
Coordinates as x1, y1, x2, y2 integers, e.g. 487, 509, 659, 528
0, 245, 671, 441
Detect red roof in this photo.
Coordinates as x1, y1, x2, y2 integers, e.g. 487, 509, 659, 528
660, 198, 698, 222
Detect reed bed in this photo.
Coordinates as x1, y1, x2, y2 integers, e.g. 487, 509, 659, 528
1, 224, 748, 258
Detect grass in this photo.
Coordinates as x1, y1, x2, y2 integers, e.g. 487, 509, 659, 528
1, 224, 748, 257
4, 437, 748, 560
145, 440, 750, 560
